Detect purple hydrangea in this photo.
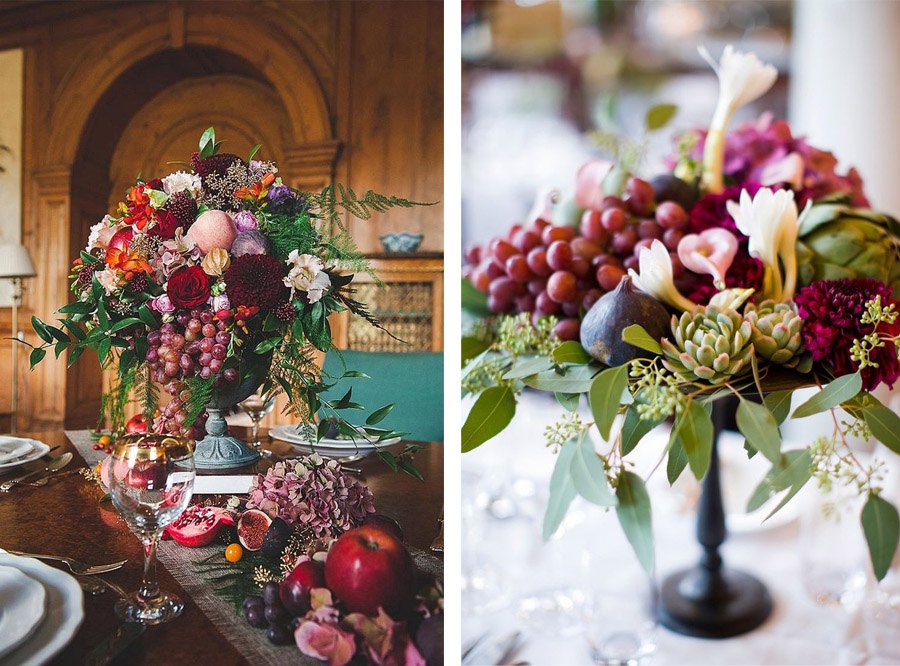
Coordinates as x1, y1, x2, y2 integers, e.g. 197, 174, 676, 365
246, 455, 375, 537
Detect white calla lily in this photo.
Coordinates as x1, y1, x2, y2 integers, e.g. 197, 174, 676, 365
627, 239, 695, 312
726, 187, 804, 301
699, 45, 778, 193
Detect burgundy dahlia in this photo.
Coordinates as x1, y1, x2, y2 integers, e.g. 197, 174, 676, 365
794, 278, 900, 390
223, 254, 287, 314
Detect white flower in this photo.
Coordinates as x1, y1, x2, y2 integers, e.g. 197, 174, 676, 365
87, 215, 121, 252
726, 187, 805, 301
283, 251, 332, 304
699, 45, 778, 193
96, 267, 121, 295
627, 239, 695, 312
162, 171, 202, 197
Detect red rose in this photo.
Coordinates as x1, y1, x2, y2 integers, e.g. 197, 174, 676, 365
150, 210, 180, 240
167, 266, 210, 309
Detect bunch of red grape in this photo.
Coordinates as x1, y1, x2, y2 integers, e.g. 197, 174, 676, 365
146, 309, 238, 385
465, 176, 691, 340
151, 380, 207, 440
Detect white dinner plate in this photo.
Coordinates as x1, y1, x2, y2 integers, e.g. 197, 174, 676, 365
270, 425, 401, 449
0, 553, 84, 666
0, 439, 49, 471
0, 565, 46, 659
0, 438, 35, 464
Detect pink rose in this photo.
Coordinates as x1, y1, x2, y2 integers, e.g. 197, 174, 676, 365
295, 620, 356, 666
232, 211, 259, 232
151, 294, 175, 313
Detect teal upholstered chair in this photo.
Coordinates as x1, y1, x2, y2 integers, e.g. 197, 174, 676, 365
320, 350, 444, 442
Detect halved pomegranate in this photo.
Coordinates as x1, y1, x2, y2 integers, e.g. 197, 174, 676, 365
164, 505, 235, 547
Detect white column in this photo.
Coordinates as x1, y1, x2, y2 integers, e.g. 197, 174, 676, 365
791, 0, 900, 216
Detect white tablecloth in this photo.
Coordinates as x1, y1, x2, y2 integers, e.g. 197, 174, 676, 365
462, 391, 900, 665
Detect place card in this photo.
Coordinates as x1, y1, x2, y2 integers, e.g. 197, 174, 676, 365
192, 475, 254, 495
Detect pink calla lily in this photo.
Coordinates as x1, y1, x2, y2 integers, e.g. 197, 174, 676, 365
574, 159, 614, 210
760, 152, 805, 190
677, 228, 739, 290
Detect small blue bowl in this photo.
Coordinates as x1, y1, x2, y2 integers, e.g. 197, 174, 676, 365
380, 232, 423, 253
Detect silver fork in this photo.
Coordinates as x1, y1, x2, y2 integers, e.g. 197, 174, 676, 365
6, 549, 127, 576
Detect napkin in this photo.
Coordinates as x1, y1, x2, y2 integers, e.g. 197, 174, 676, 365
193, 475, 254, 495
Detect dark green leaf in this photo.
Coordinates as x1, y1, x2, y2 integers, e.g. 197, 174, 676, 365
137, 304, 158, 329
98, 337, 111, 364
792, 373, 863, 419
763, 390, 793, 425
254, 337, 282, 355
57, 300, 93, 315
462, 386, 516, 452
645, 103, 678, 131
109, 317, 143, 333
616, 471, 654, 574
45, 325, 68, 343
60, 319, 85, 341
861, 494, 900, 581
29, 347, 46, 368
248, 143, 262, 161
398, 458, 424, 481
621, 407, 662, 456
79, 250, 101, 264
31, 316, 52, 343
53, 339, 68, 358
569, 438, 617, 506
377, 450, 399, 472
198, 126, 216, 157
67, 345, 84, 367
461, 336, 489, 366
621, 324, 663, 354
461, 278, 490, 317
588, 365, 629, 440
96, 301, 109, 330
736, 399, 782, 464
552, 341, 592, 365
673, 401, 713, 479
366, 404, 394, 426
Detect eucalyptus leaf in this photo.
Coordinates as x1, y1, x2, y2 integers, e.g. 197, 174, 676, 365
763, 390, 793, 425
666, 434, 688, 485
569, 438, 617, 506
555, 392, 580, 412
503, 356, 553, 380
461, 336, 489, 366
553, 341, 592, 365
588, 365, 629, 441
462, 386, 516, 452
461, 278, 490, 317
621, 407, 662, 456
860, 402, 900, 455
746, 449, 812, 512
543, 441, 578, 540
616, 471, 655, 573
861, 493, 900, 582
621, 324, 663, 354
523, 365, 596, 393
792, 373, 863, 419
736, 399, 781, 464
645, 103, 677, 131
673, 401, 713, 480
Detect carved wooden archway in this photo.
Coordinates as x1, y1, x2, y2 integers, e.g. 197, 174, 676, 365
25, 10, 341, 428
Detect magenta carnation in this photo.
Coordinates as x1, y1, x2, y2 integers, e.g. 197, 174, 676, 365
794, 278, 900, 390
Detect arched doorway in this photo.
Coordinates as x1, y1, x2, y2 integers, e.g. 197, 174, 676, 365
45, 36, 338, 427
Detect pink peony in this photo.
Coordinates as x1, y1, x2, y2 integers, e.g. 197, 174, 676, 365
295, 620, 356, 666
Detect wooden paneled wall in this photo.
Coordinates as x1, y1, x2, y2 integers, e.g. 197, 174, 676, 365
0, 0, 443, 430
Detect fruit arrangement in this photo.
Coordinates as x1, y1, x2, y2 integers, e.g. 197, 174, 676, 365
462, 45, 900, 583
465, 175, 695, 342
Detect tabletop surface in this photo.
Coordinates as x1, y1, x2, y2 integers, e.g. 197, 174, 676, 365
0, 428, 443, 665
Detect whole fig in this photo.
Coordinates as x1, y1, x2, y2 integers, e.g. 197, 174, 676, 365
580, 276, 670, 366
231, 230, 271, 257
650, 174, 699, 210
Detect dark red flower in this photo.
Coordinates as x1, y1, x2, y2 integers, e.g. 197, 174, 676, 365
150, 209, 180, 240
680, 249, 765, 305
167, 266, 211, 309
795, 278, 900, 390
223, 254, 287, 314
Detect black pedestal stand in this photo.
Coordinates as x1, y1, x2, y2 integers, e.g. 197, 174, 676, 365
657, 397, 773, 638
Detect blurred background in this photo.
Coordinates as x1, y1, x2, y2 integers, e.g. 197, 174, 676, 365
462, 0, 900, 249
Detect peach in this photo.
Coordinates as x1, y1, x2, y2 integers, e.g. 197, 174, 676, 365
186, 210, 237, 253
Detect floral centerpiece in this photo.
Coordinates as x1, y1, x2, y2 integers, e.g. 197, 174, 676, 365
28, 127, 424, 469
462, 43, 900, 607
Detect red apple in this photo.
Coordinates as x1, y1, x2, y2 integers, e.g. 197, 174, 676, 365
125, 413, 147, 434
362, 513, 404, 542
324, 526, 414, 615
280, 559, 325, 615
123, 459, 167, 491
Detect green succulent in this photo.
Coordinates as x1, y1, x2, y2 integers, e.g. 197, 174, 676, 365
660, 305, 754, 384
797, 204, 900, 294
743, 300, 812, 372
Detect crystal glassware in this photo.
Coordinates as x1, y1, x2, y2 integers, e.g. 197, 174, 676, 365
108, 433, 195, 624
239, 391, 276, 456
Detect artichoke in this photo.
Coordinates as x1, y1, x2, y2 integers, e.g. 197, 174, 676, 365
743, 300, 812, 372
797, 204, 900, 294
660, 305, 754, 384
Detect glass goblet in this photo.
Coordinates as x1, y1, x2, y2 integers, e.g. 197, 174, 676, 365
239, 392, 277, 456
108, 433, 195, 624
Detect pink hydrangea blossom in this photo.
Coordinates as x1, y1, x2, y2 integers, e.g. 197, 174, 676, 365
295, 620, 356, 666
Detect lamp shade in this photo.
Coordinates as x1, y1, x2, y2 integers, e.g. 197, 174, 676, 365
0, 244, 36, 279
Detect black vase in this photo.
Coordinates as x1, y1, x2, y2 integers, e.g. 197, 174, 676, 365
657, 395, 773, 638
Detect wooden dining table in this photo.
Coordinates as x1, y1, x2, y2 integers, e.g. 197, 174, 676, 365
0, 429, 443, 665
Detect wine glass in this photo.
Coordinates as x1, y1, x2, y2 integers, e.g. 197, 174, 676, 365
239, 391, 276, 456
108, 433, 195, 624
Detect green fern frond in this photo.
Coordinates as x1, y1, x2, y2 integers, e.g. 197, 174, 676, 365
308, 184, 434, 234
183, 375, 216, 429
135, 364, 159, 420
260, 210, 319, 261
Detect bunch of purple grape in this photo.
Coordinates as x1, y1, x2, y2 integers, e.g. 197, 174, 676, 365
243, 582, 295, 646
145, 309, 238, 385
151, 380, 207, 440
464, 176, 693, 341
